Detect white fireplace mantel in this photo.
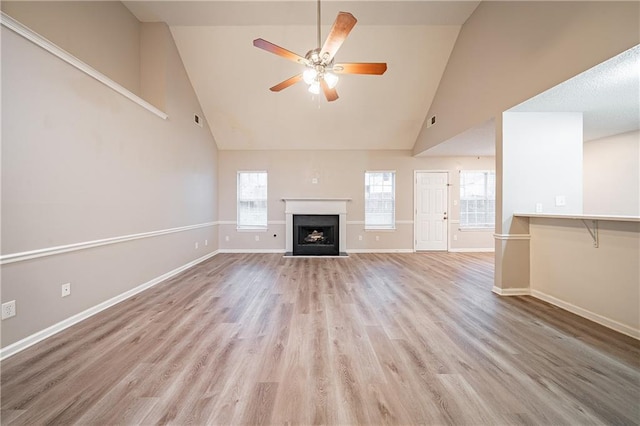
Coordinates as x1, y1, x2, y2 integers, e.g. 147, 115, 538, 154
283, 198, 351, 255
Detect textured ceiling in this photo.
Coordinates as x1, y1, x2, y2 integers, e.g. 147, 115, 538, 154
422, 43, 640, 156
510, 44, 640, 142
124, 1, 480, 150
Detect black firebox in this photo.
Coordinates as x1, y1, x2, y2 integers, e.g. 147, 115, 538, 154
293, 214, 339, 256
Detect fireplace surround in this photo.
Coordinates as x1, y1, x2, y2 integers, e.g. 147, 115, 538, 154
283, 198, 349, 256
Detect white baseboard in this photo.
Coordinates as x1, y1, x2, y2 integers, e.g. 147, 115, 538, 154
492, 286, 531, 296
530, 290, 640, 340
449, 248, 495, 253
347, 249, 414, 254
0, 250, 219, 360
218, 249, 286, 254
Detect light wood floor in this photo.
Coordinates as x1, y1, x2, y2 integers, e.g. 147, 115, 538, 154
1, 253, 639, 425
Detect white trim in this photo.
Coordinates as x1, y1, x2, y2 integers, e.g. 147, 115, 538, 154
282, 198, 352, 202
1, 12, 168, 120
449, 248, 495, 253
347, 249, 414, 254
515, 212, 640, 223
494, 233, 531, 240
0, 222, 217, 265
218, 249, 286, 254
530, 290, 640, 340
492, 286, 531, 296
219, 220, 286, 226
0, 251, 219, 360
346, 220, 412, 225
459, 227, 495, 232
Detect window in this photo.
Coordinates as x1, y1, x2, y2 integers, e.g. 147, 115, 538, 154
237, 171, 267, 229
365, 171, 395, 229
459, 170, 496, 229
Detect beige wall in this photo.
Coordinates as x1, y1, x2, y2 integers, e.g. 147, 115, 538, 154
2, 1, 142, 95
413, 1, 640, 155
1, 15, 217, 348
217, 150, 494, 252
529, 218, 640, 338
584, 130, 640, 216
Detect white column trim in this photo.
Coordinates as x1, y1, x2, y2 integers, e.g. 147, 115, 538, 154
492, 286, 531, 296
1, 12, 168, 120
0, 222, 218, 265
494, 233, 531, 240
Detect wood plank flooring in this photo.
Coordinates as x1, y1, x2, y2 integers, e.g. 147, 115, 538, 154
1, 252, 639, 425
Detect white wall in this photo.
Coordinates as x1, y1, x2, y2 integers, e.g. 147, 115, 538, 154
1, 16, 218, 350
413, 1, 639, 155
217, 150, 495, 252
584, 130, 640, 216
2, 1, 142, 95
495, 112, 583, 291
530, 218, 640, 338
502, 112, 584, 224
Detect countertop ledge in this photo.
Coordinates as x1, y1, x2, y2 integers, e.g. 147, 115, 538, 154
514, 213, 640, 222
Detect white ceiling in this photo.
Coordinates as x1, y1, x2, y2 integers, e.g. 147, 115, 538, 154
422, 43, 640, 157
510, 44, 640, 142
123, 1, 481, 150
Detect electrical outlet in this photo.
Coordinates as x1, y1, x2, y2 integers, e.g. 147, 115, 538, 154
205, 239, 208, 246
555, 195, 566, 206
255, 235, 260, 242
375, 235, 380, 241
2, 300, 16, 320
61, 283, 71, 298
195, 242, 199, 249
535, 203, 543, 213
358, 235, 363, 241
225, 236, 230, 242
453, 234, 458, 241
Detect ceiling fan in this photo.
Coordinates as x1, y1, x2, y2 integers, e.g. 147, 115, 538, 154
252, 0, 387, 102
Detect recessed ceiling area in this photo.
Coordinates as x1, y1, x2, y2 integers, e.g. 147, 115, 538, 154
123, 1, 481, 150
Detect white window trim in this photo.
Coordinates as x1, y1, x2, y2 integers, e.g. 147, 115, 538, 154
459, 169, 495, 230
364, 170, 396, 230
237, 171, 268, 230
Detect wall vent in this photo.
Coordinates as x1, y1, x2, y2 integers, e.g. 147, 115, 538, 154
194, 113, 203, 128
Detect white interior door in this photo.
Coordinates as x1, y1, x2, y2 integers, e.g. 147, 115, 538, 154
415, 172, 448, 251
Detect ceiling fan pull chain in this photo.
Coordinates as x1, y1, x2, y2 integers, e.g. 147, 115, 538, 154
317, 0, 321, 49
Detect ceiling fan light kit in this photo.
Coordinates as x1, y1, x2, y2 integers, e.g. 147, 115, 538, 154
253, 1, 387, 102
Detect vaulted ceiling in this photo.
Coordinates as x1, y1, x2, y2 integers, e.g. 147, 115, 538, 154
123, 1, 481, 150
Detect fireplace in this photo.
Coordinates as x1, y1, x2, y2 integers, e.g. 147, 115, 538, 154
283, 198, 350, 257
293, 215, 339, 256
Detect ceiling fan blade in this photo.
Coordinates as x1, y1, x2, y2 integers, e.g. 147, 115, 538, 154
320, 79, 339, 102
333, 63, 388, 75
253, 38, 308, 65
270, 74, 303, 92
321, 12, 357, 62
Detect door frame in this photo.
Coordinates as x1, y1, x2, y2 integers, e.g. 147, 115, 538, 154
413, 170, 451, 252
